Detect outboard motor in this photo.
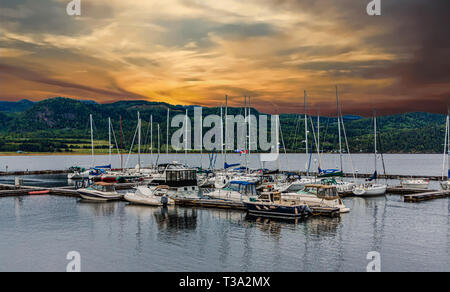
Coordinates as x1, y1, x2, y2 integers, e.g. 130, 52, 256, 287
160, 195, 169, 206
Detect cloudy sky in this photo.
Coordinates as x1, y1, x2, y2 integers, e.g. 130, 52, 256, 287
0, 0, 449, 115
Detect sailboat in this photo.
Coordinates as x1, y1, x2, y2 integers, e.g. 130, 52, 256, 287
352, 110, 387, 196
68, 114, 97, 180
441, 113, 450, 190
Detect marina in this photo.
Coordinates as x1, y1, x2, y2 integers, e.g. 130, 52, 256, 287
0, 109, 448, 272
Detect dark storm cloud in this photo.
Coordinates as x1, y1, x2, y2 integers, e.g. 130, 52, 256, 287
0, 63, 148, 100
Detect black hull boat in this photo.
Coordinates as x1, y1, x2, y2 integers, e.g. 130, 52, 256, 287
244, 192, 311, 219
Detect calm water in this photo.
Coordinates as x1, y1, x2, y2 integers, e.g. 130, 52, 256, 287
0, 153, 447, 176
0, 154, 449, 272
0, 195, 448, 272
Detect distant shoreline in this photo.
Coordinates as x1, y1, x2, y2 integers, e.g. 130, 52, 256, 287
0, 152, 442, 157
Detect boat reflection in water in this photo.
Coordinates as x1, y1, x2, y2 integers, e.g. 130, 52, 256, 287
245, 213, 341, 238
125, 205, 198, 232
77, 200, 118, 217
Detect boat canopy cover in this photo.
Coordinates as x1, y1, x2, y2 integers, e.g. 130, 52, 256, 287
318, 167, 340, 174
224, 162, 240, 169
95, 164, 111, 169
230, 180, 256, 186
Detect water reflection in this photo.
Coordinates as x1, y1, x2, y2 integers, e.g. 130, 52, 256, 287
125, 205, 198, 232
77, 200, 118, 217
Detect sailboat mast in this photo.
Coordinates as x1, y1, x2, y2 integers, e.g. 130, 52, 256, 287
374, 109, 378, 173
304, 90, 308, 174
185, 109, 188, 164
446, 112, 450, 179
108, 117, 112, 165
166, 108, 170, 155
137, 112, 141, 171
90, 114, 94, 167
120, 116, 123, 171
244, 96, 248, 172
248, 96, 251, 160
220, 105, 224, 166
447, 111, 450, 179
150, 115, 153, 167
224, 95, 228, 168
158, 124, 161, 156
443, 114, 449, 179
336, 86, 343, 172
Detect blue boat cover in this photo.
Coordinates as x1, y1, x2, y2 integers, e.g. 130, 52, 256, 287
224, 162, 240, 169
95, 164, 111, 169
230, 181, 256, 185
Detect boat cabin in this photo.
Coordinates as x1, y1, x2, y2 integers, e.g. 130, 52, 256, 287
226, 181, 257, 196
302, 184, 340, 200
154, 163, 198, 187
257, 191, 282, 203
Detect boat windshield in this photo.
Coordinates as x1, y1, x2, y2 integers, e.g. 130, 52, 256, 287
227, 182, 257, 195
103, 185, 116, 192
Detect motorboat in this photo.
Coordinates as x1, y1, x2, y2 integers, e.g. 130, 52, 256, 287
208, 181, 257, 202
77, 182, 123, 201
400, 178, 430, 189
244, 191, 311, 219
124, 185, 174, 206
273, 176, 317, 193
282, 184, 350, 213
320, 178, 355, 194
352, 183, 387, 196
148, 162, 198, 187
67, 166, 90, 179
68, 170, 90, 180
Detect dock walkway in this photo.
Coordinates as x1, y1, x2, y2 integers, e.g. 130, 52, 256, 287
404, 190, 450, 202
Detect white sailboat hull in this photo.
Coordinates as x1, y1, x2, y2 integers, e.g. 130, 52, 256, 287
352, 184, 387, 196
401, 180, 429, 189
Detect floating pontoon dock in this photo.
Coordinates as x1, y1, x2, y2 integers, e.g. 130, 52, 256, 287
403, 190, 450, 202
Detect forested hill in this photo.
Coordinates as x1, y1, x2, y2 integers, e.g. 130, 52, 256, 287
0, 97, 447, 154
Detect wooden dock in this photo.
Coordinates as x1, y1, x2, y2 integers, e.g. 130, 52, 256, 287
404, 190, 450, 202
387, 186, 432, 195
0, 182, 136, 198
174, 198, 340, 217
0, 170, 70, 177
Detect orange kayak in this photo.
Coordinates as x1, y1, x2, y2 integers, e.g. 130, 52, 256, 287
28, 190, 50, 195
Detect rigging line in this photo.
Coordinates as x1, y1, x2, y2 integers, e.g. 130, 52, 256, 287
309, 116, 321, 167
321, 117, 330, 154
143, 115, 152, 153
442, 115, 449, 179
377, 121, 387, 179
341, 116, 356, 179
125, 121, 139, 169
279, 119, 289, 171
292, 115, 302, 152
110, 120, 121, 157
